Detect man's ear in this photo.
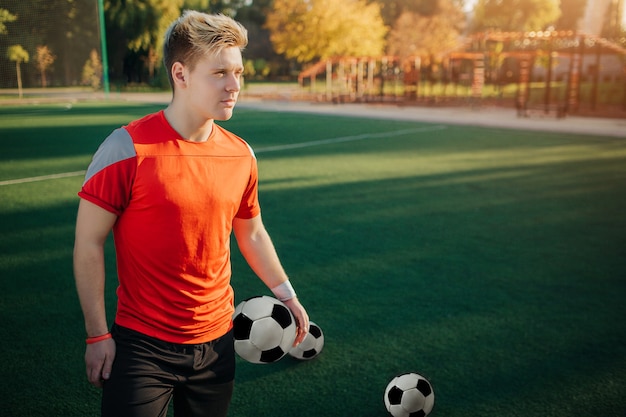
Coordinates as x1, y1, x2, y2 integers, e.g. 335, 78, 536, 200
171, 62, 187, 87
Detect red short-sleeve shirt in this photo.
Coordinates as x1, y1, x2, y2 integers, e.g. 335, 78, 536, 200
79, 111, 260, 343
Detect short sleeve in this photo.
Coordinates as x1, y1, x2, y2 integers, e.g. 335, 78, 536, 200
78, 128, 137, 216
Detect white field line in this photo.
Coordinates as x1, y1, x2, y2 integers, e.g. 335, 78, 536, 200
0, 170, 86, 186
0, 125, 446, 186
255, 125, 447, 153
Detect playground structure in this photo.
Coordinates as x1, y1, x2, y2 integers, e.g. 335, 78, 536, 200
298, 31, 626, 117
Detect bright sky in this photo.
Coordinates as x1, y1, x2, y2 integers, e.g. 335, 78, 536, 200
464, 0, 477, 13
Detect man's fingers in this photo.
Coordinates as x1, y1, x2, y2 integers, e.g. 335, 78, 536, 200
102, 356, 113, 381
85, 339, 115, 388
87, 365, 104, 388
293, 315, 310, 346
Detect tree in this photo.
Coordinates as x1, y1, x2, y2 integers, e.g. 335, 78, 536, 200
387, 0, 466, 60
235, 0, 289, 78
601, 0, 623, 39
0, 0, 101, 87
265, 0, 388, 64
82, 49, 103, 89
377, 0, 466, 26
35, 45, 56, 87
0, 8, 17, 35
556, 0, 587, 31
182, 0, 250, 16
7, 44, 29, 98
472, 0, 561, 32
105, 0, 183, 82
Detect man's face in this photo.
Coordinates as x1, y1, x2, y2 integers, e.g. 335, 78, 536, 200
184, 46, 244, 121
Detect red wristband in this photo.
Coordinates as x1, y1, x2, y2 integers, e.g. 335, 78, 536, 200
86, 332, 112, 344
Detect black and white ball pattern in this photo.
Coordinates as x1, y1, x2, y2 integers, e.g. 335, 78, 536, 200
233, 295, 297, 364
289, 321, 324, 360
384, 372, 435, 417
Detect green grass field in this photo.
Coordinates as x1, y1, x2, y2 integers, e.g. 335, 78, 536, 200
1, 101, 625, 416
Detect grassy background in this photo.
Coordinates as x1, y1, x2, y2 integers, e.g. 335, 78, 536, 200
1, 101, 625, 416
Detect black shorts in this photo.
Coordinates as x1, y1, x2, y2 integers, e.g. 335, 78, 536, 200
102, 324, 235, 417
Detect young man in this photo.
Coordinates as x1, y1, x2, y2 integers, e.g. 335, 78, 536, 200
73, 11, 309, 417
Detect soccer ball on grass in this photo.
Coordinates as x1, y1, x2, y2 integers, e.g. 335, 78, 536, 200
233, 295, 296, 364
288, 321, 324, 360
384, 372, 435, 417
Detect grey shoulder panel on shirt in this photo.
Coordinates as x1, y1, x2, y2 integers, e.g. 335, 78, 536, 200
84, 128, 135, 184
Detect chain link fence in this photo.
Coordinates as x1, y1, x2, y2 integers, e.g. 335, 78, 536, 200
0, 0, 103, 89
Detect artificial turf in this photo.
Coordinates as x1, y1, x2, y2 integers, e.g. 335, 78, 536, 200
0, 101, 625, 416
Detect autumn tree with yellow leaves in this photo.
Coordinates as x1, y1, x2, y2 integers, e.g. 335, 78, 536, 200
265, 0, 388, 64
472, 0, 561, 32
35, 46, 56, 88
387, 0, 466, 60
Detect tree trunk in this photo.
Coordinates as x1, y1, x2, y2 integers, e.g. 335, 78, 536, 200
16, 61, 23, 99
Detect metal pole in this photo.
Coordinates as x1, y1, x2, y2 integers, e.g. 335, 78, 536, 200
544, 38, 553, 114
591, 43, 601, 111
97, 0, 110, 96
326, 60, 332, 102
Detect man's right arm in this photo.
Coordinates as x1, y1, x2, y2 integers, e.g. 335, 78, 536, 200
73, 198, 118, 387
74, 198, 117, 336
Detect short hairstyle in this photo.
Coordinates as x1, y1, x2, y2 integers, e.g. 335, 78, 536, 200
163, 11, 248, 88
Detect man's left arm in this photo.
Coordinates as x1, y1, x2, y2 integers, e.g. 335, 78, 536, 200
232, 215, 309, 345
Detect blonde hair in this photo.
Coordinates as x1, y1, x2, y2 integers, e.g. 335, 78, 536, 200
163, 11, 248, 88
